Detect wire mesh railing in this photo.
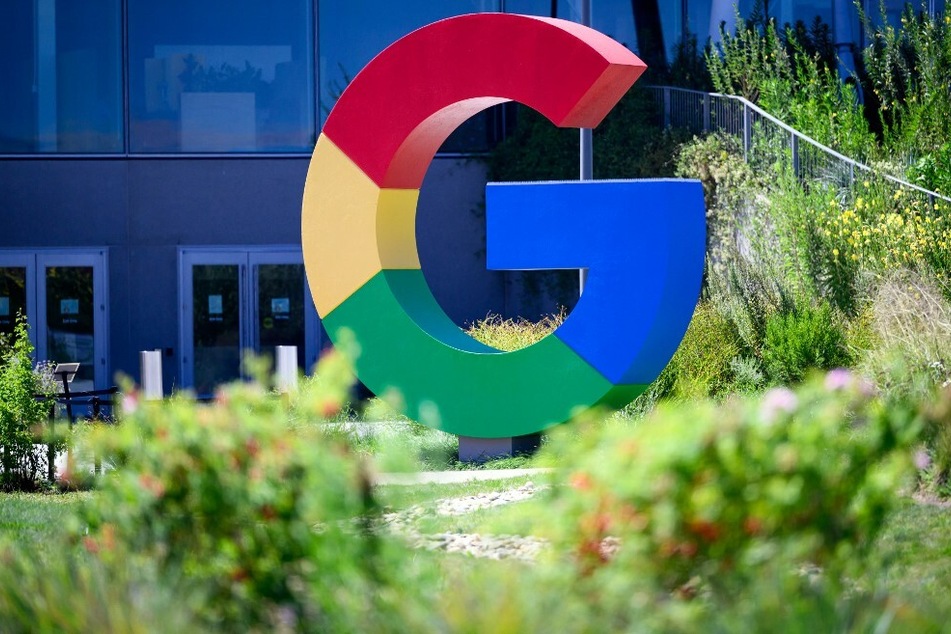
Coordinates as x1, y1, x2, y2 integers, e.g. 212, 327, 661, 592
646, 85, 951, 206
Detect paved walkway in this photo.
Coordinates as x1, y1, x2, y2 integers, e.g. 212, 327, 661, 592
374, 467, 552, 486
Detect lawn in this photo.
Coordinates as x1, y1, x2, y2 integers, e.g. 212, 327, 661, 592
5, 482, 951, 602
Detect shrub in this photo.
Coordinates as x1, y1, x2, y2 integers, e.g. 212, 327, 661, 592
0, 546, 200, 633
863, 5, 951, 158
708, 255, 796, 360
656, 301, 742, 400
865, 269, 951, 376
543, 370, 918, 608
69, 351, 427, 632
466, 310, 564, 352
761, 300, 852, 385
675, 132, 765, 288
0, 314, 57, 491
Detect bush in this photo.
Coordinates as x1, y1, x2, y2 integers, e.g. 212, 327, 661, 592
0, 547, 200, 633
543, 370, 918, 612
863, 5, 951, 159
675, 132, 764, 287
0, 314, 57, 491
466, 310, 564, 352
67, 352, 428, 632
865, 269, 951, 376
761, 300, 852, 385
655, 301, 742, 400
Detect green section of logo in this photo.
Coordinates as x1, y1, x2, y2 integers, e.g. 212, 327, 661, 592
322, 270, 647, 438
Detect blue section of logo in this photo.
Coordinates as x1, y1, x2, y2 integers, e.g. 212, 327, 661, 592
485, 179, 706, 384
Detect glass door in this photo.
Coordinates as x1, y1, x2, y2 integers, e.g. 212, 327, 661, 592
180, 252, 245, 396
193, 260, 244, 396
0, 250, 109, 391
0, 254, 35, 347
36, 252, 109, 392
180, 248, 319, 396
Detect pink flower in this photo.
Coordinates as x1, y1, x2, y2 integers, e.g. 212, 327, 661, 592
824, 368, 853, 391
914, 449, 932, 471
123, 390, 139, 415
760, 387, 798, 423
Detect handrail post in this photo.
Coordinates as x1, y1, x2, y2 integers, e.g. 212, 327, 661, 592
703, 93, 711, 132
663, 87, 671, 129
791, 133, 800, 178
743, 104, 751, 159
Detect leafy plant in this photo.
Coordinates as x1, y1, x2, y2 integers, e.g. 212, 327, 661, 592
654, 301, 742, 400
71, 351, 427, 631
863, 4, 951, 158
761, 300, 852, 385
0, 314, 57, 491
544, 370, 918, 604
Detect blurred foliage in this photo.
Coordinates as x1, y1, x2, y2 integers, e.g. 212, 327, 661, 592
543, 371, 919, 613
56, 349, 434, 632
1, 369, 943, 632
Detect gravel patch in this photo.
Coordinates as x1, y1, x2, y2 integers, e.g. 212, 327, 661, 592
381, 482, 549, 561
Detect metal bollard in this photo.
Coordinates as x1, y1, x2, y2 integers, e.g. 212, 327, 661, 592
275, 345, 298, 393
140, 349, 163, 400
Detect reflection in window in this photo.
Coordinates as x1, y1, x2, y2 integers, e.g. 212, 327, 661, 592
0, 0, 122, 153
507, 0, 639, 58
318, 0, 499, 153
45, 266, 95, 387
0, 268, 27, 339
129, 0, 315, 153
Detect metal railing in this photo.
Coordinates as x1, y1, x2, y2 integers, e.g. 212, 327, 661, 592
647, 85, 951, 206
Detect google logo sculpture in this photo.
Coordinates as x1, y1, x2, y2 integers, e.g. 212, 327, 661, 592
302, 14, 706, 438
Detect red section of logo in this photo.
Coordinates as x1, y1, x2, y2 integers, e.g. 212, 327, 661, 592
321, 13, 646, 190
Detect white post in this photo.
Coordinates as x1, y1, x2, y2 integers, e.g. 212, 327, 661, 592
275, 345, 298, 392
140, 349, 163, 400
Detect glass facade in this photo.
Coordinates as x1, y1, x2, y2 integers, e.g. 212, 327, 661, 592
128, 0, 315, 152
0, 0, 122, 153
0, 268, 27, 339
318, 0, 499, 152
45, 266, 95, 387
0, 1, 945, 155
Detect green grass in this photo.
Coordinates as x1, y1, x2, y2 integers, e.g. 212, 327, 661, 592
0, 492, 88, 558
8, 484, 951, 622
375, 476, 542, 509
871, 498, 951, 604
324, 421, 546, 471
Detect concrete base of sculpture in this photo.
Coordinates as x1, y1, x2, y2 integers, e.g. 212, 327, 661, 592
458, 433, 542, 463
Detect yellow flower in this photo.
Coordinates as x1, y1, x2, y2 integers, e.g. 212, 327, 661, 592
832, 248, 840, 257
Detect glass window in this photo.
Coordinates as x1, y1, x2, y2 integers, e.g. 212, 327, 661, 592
319, 0, 499, 152
505, 1, 639, 51
0, 268, 27, 339
0, 0, 122, 153
128, 0, 315, 153
45, 266, 95, 388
